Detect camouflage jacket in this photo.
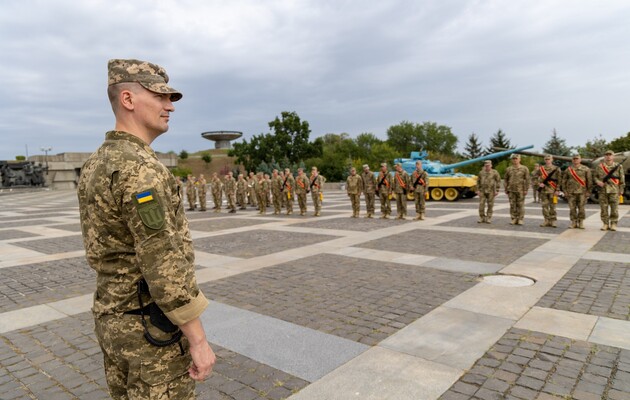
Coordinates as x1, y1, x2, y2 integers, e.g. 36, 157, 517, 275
346, 174, 363, 195
283, 174, 295, 195
295, 174, 309, 194
361, 171, 377, 194
236, 178, 247, 194
376, 171, 392, 194
477, 169, 501, 193
309, 174, 324, 194
211, 178, 222, 195
196, 178, 207, 194
411, 169, 429, 194
271, 175, 283, 193
255, 178, 268, 194
504, 165, 530, 192
391, 171, 410, 194
594, 162, 626, 194
223, 177, 236, 195
561, 164, 592, 194
533, 165, 560, 194
77, 131, 208, 325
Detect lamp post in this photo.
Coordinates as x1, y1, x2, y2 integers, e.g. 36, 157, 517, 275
40, 147, 52, 175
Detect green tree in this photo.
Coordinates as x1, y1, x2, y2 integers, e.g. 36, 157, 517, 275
463, 133, 484, 159
15, 155, 26, 160
178, 150, 189, 160
201, 153, 212, 164
575, 135, 608, 158
387, 121, 458, 155
542, 129, 572, 157
608, 132, 630, 153
484, 129, 513, 164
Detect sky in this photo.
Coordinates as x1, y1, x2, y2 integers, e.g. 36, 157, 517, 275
1, 0, 630, 161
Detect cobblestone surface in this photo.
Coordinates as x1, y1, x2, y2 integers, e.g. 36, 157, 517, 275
0, 230, 40, 240
591, 231, 630, 254
440, 215, 576, 232
537, 260, 630, 321
201, 254, 478, 346
0, 257, 95, 313
10, 235, 85, 255
193, 230, 337, 258
291, 216, 414, 231
439, 328, 630, 400
0, 220, 58, 229
48, 223, 83, 233
189, 218, 269, 232
0, 214, 69, 222
0, 312, 308, 400
357, 229, 548, 264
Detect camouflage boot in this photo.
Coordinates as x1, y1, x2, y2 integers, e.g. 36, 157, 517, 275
569, 221, 577, 229
578, 220, 585, 229
539, 219, 549, 227
485, 217, 492, 224
517, 219, 524, 225
510, 219, 517, 225
478, 217, 485, 223
610, 222, 617, 231
601, 223, 609, 231
550, 220, 557, 228
419, 213, 424, 220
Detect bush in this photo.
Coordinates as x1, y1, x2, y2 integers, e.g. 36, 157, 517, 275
179, 150, 189, 160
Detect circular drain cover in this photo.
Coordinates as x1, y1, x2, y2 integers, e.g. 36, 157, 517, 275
483, 274, 535, 287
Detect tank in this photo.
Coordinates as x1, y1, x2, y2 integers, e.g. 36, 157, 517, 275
390, 145, 534, 201
495, 147, 630, 202
0, 161, 47, 188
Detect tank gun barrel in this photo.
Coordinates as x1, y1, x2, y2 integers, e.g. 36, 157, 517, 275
493, 147, 595, 165
439, 145, 534, 173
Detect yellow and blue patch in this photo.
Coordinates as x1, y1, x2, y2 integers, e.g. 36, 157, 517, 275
135, 191, 154, 204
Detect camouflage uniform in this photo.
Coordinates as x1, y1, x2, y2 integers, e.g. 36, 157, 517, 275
346, 172, 363, 218
78, 131, 208, 399
255, 173, 268, 214
211, 174, 223, 212
561, 164, 592, 228
477, 166, 501, 223
504, 162, 530, 224
236, 175, 247, 209
271, 172, 283, 215
531, 165, 539, 203
186, 175, 197, 211
376, 169, 392, 218
309, 170, 325, 216
361, 167, 376, 218
594, 159, 625, 230
265, 175, 272, 207
295, 171, 309, 215
247, 173, 257, 206
197, 175, 207, 211
282, 170, 295, 215
533, 164, 560, 227
391, 168, 411, 219
411, 167, 429, 220
223, 174, 237, 213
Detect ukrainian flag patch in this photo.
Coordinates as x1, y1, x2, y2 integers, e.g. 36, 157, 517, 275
136, 191, 154, 204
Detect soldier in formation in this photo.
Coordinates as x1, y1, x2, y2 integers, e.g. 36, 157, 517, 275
361, 164, 376, 218
295, 168, 309, 215
594, 150, 625, 231
236, 173, 247, 210
211, 172, 223, 212
271, 169, 283, 215
224, 172, 237, 213
248, 171, 257, 207
283, 168, 295, 215
476, 160, 501, 223
391, 162, 410, 219
197, 174, 207, 211
186, 174, 197, 211
531, 163, 540, 203
309, 166, 324, 216
346, 167, 363, 218
255, 172, 268, 214
264, 173, 272, 207
561, 153, 592, 229
504, 153, 530, 225
411, 160, 429, 220
533, 155, 560, 227
376, 163, 392, 219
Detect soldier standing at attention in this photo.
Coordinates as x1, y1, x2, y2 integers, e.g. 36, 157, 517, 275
236, 173, 247, 210
283, 168, 295, 215
271, 169, 283, 215
531, 163, 540, 203
78, 59, 214, 399
264, 173, 272, 207
224, 172, 237, 213
211, 172, 222, 212
594, 150, 625, 231
186, 174, 197, 211
504, 153, 530, 225
197, 174, 207, 211
346, 167, 363, 218
533, 155, 560, 227
255, 172, 268, 214
562, 153, 592, 229
476, 160, 501, 223
295, 168, 309, 215
411, 160, 429, 220
376, 163, 392, 219
247, 171, 257, 207
391, 163, 410, 220
361, 164, 376, 218
310, 166, 324, 216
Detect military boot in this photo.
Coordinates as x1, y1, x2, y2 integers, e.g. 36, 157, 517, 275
610, 222, 617, 231
419, 213, 424, 220
569, 221, 577, 229
510, 219, 516, 225
416, 214, 422, 220
368, 213, 373, 219
578, 220, 585, 229
601, 223, 609, 231
550, 220, 557, 228
383, 214, 390, 219
478, 217, 485, 224
517, 219, 524, 225
539, 220, 549, 227
485, 217, 492, 224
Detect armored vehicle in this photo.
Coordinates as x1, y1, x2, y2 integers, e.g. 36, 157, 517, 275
0, 161, 46, 188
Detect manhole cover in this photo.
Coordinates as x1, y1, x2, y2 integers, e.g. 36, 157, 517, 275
482, 274, 535, 287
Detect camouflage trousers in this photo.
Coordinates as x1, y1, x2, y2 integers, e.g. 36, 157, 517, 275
395, 192, 407, 217
187, 192, 196, 210
94, 314, 195, 400
236, 191, 246, 208
478, 191, 495, 218
599, 193, 620, 224
567, 193, 587, 222
257, 192, 267, 213
378, 191, 391, 215
414, 190, 426, 214
296, 192, 307, 213
285, 192, 294, 214
272, 190, 282, 213
539, 192, 557, 222
198, 192, 206, 211
311, 191, 322, 214
248, 189, 257, 206
507, 191, 525, 220
212, 191, 222, 209
349, 193, 360, 216
531, 185, 538, 202
363, 192, 375, 215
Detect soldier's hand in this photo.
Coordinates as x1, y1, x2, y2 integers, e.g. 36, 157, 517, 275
188, 340, 216, 381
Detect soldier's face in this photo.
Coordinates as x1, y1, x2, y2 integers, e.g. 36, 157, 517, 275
605, 154, 614, 162
134, 87, 175, 137
484, 164, 491, 171
572, 157, 581, 166
545, 158, 553, 166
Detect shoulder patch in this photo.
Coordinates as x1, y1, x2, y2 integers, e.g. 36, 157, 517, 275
134, 189, 165, 230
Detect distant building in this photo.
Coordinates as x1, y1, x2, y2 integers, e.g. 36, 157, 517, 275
201, 131, 243, 149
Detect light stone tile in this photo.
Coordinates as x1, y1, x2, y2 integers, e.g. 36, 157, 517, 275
0, 305, 67, 334
0, 249, 85, 269
195, 267, 240, 283
582, 251, 630, 264
514, 306, 598, 341
193, 251, 242, 268
380, 306, 514, 370
422, 258, 503, 274
589, 317, 630, 351
47, 294, 93, 315
287, 346, 463, 400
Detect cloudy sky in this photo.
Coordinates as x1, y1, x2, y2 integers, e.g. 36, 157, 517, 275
1, 0, 629, 160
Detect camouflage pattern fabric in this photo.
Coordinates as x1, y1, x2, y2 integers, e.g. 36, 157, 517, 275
196, 176, 207, 211
376, 171, 392, 217
411, 169, 429, 214
391, 171, 410, 218
271, 175, 283, 214
594, 162, 625, 224
295, 174, 309, 214
346, 174, 363, 217
223, 176, 236, 212
361, 171, 376, 216
247, 175, 257, 206
533, 165, 560, 223
504, 165, 530, 221
107, 59, 182, 102
255, 176, 268, 214
211, 177, 222, 211
561, 165, 592, 223
309, 174, 324, 215
283, 174, 295, 214
186, 178, 197, 211
477, 168, 501, 220
236, 177, 247, 208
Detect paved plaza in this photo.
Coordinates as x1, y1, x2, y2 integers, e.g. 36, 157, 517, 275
1, 188, 629, 399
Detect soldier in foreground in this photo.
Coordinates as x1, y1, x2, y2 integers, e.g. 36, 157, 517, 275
295, 168, 309, 215
594, 150, 625, 231
411, 160, 429, 220
197, 174, 207, 211
376, 163, 392, 219
561, 153, 592, 229
78, 59, 214, 399
504, 153, 530, 225
361, 164, 376, 218
476, 160, 501, 224
309, 166, 324, 216
346, 167, 363, 218
391, 163, 410, 220
533, 155, 560, 227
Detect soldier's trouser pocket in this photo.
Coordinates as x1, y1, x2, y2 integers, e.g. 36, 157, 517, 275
139, 353, 194, 400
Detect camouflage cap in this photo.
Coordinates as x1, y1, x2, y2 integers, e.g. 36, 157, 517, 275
510, 153, 520, 159
380, 162, 387, 168
484, 160, 492, 165
395, 162, 402, 168
544, 154, 553, 160
604, 149, 614, 155
107, 59, 182, 101
362, 164, 369, 169
572, 153, 581, 159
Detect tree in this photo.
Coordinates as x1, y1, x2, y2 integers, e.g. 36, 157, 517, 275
575, 135, 608, 158
484, 129, 513, 164
542, 129, 572, 157
201, 153, 212, 164
387, 121, 458, 155
178, 150, 189, 160
608, 132, 630, 153
463, 133, 484, 159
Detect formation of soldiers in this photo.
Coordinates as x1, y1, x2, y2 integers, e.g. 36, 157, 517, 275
183, 166, 327, 217
479, 151, 625, 231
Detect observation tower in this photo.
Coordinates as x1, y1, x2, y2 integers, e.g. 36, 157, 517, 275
201, 131, 242, 149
